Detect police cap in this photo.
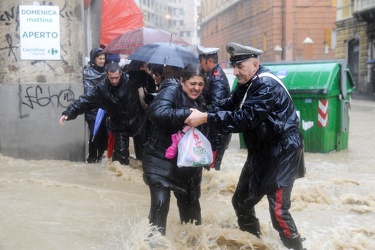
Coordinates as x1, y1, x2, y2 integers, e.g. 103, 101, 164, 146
226, 42, 263, 64
197, 45, 219, 60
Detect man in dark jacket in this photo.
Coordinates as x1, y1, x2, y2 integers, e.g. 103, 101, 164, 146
60, 62, 147, 165
185, 42, 306, 250
198, 45, 231, 170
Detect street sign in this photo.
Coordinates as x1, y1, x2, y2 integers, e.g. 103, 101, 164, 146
19, 5, 60, 60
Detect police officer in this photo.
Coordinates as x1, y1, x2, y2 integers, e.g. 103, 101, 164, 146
185, 42, 306, 250
197, 45, 231, 171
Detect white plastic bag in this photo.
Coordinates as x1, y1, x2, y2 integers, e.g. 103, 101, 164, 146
177, 127, 213, 167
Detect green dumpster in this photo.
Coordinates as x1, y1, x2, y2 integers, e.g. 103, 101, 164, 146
264, 61, 355, 153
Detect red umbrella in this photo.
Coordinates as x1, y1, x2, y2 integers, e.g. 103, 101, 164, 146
103, 27, 190, 55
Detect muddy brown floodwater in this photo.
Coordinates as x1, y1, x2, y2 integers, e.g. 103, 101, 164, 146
1, 99, 375, 250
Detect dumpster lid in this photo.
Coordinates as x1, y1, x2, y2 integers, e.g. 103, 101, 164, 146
263, 61, 354, 96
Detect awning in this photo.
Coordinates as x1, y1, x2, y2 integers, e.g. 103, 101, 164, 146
100, 0, 144, 47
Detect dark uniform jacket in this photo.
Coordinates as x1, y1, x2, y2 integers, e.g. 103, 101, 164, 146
207, 65, 305, 193
202, 64, 231, 151
62, 71, 148, 137
143, 79, 208, 197
202, 64, 230, 105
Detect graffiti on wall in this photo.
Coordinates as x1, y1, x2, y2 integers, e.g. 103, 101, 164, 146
19, 84, 76, 118
22, 85, 75, 109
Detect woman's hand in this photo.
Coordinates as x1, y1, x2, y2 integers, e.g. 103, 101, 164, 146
184, 108, 208, 127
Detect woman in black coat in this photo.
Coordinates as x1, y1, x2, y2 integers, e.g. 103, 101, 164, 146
83, 48, 108, 163
142, 64, 208, 235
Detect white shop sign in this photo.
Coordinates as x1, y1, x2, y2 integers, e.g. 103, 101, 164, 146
19, 5, 60, 60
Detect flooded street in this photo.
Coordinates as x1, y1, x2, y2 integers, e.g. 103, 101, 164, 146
1, 99, 375, 250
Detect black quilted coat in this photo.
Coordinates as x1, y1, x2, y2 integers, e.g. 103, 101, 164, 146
143, 79, 208, 195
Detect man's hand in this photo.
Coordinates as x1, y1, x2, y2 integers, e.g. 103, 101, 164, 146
184, 108, 208, 127
59, 115, 68, 125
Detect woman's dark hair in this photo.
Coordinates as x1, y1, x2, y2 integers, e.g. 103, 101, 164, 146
163, 65, 182, 79
89, 48, 105, 66
128, 60, 147, 70
151, 64, 164, 76
180, 64, 207, 85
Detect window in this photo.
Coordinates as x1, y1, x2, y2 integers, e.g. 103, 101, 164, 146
325, 28, 332, 48
348, 38, 359, 85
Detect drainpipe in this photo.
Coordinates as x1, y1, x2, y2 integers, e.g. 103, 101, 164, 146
281, 0, 285, 60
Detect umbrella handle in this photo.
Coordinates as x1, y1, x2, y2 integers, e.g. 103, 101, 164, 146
164, 57, 169, 66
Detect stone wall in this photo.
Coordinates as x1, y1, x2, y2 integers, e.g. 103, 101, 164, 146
336, 18, 370, 95
0, 0, 87, 161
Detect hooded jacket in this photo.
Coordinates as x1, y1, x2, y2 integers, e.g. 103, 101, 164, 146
63, 70, 150, 136
207, 65, 305, 193
83, 66, 106, 122
83, 48, 107, 122
143, 79, 208, 195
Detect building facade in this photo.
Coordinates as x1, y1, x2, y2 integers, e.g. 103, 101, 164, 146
199, 0, 337, 67
136, 0, 200, 46
336, 0, 375, 97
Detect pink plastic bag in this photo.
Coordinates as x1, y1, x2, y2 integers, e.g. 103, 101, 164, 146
165, 125, 190, 159
177, 127, 213, 167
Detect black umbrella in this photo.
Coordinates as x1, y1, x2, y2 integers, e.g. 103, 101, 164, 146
127, 42, 198, 68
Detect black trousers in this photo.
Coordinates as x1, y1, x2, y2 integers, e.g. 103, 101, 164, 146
111, 128, 146, 164
111, 131, 130, 165
211, 133, 232, 170
87, 119, 108, 161
148, 186, 201, 235
232, 170, 299, 239
132, 129, 147, 160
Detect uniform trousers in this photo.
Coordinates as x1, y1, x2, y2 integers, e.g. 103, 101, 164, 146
232, 162, 299, 239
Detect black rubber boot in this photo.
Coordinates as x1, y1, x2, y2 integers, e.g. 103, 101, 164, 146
87, 157, 97, 163
112, 153, 129, 165
280, 234, 306, 250
239, 219, 261, 238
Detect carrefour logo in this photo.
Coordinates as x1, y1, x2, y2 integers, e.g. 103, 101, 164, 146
48, 48, 58, 55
